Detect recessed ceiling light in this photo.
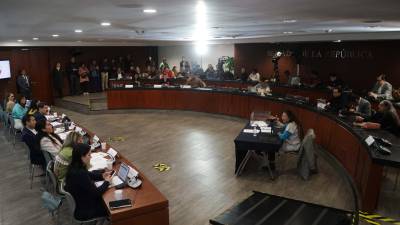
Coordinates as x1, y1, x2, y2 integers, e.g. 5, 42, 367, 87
283, 19, 297, 23
143, 9, 157, 13
101, 22, 111, 26
32, 37, 39, 40
333, 40, 342, 43
75, 29, 82, 33
283, 31, 293, 34
52, 34, 59, 37
326, 29, 334, 33
21, 48, 29, 51
17, 39, 23, 42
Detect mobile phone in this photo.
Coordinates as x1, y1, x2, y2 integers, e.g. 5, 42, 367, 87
109, 199, 132, 210
110, 170, 115, 176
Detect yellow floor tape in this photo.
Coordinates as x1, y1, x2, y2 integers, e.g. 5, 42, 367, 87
153, 163, 171, 172
108, 136, 125, 142
359, 211, 400, 225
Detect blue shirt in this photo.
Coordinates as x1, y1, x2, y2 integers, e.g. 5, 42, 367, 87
12, 103, 27, 119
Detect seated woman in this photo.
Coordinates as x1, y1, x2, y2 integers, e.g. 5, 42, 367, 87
263, 110, 303, 171
12, 95, 28, 130
274, 110, 303, 152
27, 99, 39, 115
354, 100, 400, 136
253, 76, 271, 95
36, 120, 63, 158
5, 92, 16, 113
65, 143, 112, 221
54, 131, 83, 182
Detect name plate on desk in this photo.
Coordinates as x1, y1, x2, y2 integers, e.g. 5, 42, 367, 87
181, 85, 191, 89
154, 85, 162, 88
365, 135, 375, 146
125, 84, 134, 88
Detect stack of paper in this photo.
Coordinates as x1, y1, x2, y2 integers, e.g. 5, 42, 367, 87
243, 129, 260, 134
54, 127, 65, 134
58, 131, 71, 140
260, 127, 272, 133
51, 121, 62, 127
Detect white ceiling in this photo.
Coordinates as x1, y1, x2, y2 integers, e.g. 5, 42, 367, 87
1, 0, 400, 46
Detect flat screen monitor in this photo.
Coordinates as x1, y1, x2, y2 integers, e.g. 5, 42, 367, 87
0, 60, 11, 79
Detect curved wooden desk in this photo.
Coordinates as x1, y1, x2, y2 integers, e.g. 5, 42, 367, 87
107, 87, 400, 212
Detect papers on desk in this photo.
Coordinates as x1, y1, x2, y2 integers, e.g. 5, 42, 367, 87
89, 152, 111, 171
250, 121, 268, 127
125, 84, 134, 88
243, 129, 260, 134
45, 115, 56, 122
58, 131, 71, 140
154, 84, 162, 88
260, 127, 272, 134
197, 88, 213, 91
54, 127, 65, 134
180, 85, 191, 89
95, 180, 105, 188
107, 148, 118, 158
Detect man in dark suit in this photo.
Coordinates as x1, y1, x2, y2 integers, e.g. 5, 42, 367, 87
21, 114, 45, 169
33, 102, 47, 127
16, 69, 32, 99
66, 57, 79, 95
327, 87, 348, 113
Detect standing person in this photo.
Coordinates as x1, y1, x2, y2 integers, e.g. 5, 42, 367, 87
100, 58, 110, 91
180, 57, 191, 74
238, 67, 248, 82
159, 57, 169, 70
89, 60, 101, 92
145, 56, 155, 68
53, 62, 64, 98
67, 57, 79, 95
16, 69, 32, 99
65, 143, 112, 221
78, 63, 90, 95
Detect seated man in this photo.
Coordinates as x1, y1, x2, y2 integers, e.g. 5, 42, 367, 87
254, 76, 271, 95
21, 114, 46, 169
33, 102, 48, 126
327, 87, 348, 113
368, 74, 393, 100
204, 64, 216, 80
347, 95, 371, 118
238, 67, 248, 82
327, 73, 344, 90
186, 75, 206, 88
354, 100, 400, 136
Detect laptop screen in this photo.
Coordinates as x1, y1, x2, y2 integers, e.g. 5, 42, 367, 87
117, 163, 130, 182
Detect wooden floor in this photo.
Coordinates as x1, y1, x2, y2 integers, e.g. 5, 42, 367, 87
1, 108, 398, 225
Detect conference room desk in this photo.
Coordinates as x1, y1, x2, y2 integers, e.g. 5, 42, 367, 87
107, 87, 400, 212
109, 79, 330, 103
71, 123, 169, 225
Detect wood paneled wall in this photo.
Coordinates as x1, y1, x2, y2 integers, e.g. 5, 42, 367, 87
234, 41, 400, 92
0, 46, 157, 104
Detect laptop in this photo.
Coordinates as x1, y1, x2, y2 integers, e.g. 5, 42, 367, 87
109, 162, 130, 188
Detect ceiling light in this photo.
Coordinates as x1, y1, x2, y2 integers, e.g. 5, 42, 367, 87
326, 29, 333, 33
283, 19, 297, 23
52, 34, 59, 37
101, 22, 111, 26
333, 40, 342, 43
74, 29, 82, 33
32, 37, 39, 40
283, 31, 293, 34
143, 9, 157, 13
21, 48, 30, 51
17, 39, 23, 42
